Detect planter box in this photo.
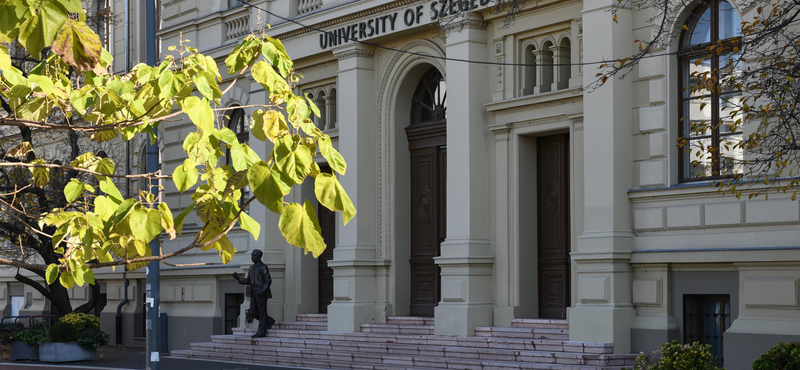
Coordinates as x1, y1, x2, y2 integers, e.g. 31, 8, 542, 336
39, 341, 94, 362
9, 341, 39, 360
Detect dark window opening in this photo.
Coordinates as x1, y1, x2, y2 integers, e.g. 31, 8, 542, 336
683, 294, 731, 367
411, 68, 447, 126
224, 293, 245, 335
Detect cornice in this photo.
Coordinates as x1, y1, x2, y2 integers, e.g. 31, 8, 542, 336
441, 19, 489, 32
333, 48, 375, 60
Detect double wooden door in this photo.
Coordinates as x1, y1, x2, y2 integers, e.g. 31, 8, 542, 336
407, 122, 447, 317
537, 134, 570, 319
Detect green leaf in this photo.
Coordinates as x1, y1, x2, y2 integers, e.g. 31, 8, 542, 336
28, 74, 55, 95
174, 203, 195, 236
75, 265, 95, 286
99, 178, 124, 204
224, 36, 260, 74
59, 272, 75, 289
264, 37, 293, 78
95, 158, 116, 180
159, 203, 176, 240
193, 72, 221, 102
217, 235, 236, 264
29, 159, 50, 187
94, 196, 115, 221
0, 1, 29, 43
239, 211, 261, 241
173, 158, 199, 192
252, 60, 289, 96
129, 205, 162, 243
305, 93, 321, 118
133, 239, 148, 256
52, 18, 102, 73
45, 264, 59, 285
318, 135, 346, 175
247, 161, 291, 214
64, 179, 86, 203
278, 201, 326, 258
0, 44, 11, 73
181, 96, 214, 136
276, 138, 314, 184
315, 172, 357, 225
286, 95, 311, 128
251, 109, 289, 143
18, 0, 72, 59
214, 127, 238, 145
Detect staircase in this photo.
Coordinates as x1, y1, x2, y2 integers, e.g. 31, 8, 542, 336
171, 314, 637, 369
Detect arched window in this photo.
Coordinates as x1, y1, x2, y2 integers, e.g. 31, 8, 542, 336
411, 67, 447, 125
554, 37, 571, 90
224, 107, 250, 208
522, 44, 536, 96
327, 88, 337, 130
678, 0, 743, 180
538, 40, 554, 93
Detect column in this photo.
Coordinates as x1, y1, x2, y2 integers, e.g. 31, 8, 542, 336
533, 48, 553, 94
327, 44, 386, 332
549, 44, 570, 91
569, 0, 636, 353
435, 17, 494, 337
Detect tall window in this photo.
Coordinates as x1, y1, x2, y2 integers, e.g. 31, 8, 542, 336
679, 1, 743, 180
411, 68, 447, 125
225, 107, 250, 209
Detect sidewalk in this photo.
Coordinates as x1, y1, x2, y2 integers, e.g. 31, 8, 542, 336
0, 345, 305, 370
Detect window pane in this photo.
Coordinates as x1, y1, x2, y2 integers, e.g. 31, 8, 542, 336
684, 138, 714, 178
719, 134, 743, 176
684, 98, 713, 137
719, 93, 743, 134
719, 1, 742, 40
683, 59, 712, 98
719, 53, 743, 93
685, 5, 712, 46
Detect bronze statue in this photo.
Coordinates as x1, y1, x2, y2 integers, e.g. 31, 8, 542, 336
233, 249, 275, 338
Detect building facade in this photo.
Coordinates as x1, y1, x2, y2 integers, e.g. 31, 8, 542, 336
2, 0, 799, 369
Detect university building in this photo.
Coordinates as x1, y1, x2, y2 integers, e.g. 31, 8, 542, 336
1, 0, 799, 369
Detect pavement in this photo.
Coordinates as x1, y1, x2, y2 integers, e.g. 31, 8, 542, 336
0, 345, 307, 370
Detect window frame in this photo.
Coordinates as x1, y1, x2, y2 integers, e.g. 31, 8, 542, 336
677, 0, 743, 182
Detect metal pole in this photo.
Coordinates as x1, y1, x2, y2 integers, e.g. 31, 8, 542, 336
144, 0, 160, 369
116, 0, 131, 346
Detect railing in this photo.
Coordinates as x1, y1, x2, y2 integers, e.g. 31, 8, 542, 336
225, 15, 250, 41
298, 0, 322, 15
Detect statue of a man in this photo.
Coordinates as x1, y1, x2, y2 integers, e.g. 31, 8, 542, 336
233, 249, 275, 338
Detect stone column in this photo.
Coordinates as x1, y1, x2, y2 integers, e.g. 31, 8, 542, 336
434, 18, 494, 337
533, 49, 553, 94
549, 44, 570, 91
569, 0, 636, 353
327, 44, 386, 332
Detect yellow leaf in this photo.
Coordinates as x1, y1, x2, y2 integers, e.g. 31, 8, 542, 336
613, 14, 618, 23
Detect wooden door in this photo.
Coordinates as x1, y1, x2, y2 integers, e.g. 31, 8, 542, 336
318, 178, 336, 314
407, 125, 446, 317
537, 134, 570, 319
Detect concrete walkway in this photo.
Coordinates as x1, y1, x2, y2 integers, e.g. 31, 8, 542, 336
0, 345, 306, 370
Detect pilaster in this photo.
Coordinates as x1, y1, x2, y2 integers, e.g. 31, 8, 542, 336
569, 0, 636, 353
327, 44, 385, 332
435, 18, 494, 337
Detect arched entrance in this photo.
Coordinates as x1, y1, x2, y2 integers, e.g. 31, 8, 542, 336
405, 67, 447, 317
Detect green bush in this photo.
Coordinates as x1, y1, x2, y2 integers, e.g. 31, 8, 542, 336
630, 340, 723, 370
60, 313, 100, 333
752, 342, 800, 370
48, 321, 77, 343
77, 328, 109, 350
16, 327, 47, 346
0, 324, 24, 345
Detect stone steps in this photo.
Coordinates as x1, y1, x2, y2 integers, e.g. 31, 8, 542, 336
177, 334, 636, 369
475, 327, 569, 341
271, 320, 328, 331
361, 323, 435, 335
511, 319, 569, 330
387, 316, 435, 326
296, 313, 328, 322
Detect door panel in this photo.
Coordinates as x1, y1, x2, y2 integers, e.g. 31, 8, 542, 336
408, 130, 446, 317
537, 134, 570, 319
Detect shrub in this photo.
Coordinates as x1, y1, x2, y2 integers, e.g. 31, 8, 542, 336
60, 313, 100, 333
630, 340, 723, 370
48, 321, 77, 343
16, 327, 47, 346
752, 342, 800, 370
0, 324, 24, 345
76, 328, 109, 350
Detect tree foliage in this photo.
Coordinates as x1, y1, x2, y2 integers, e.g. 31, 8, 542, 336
0, 0, 355, 291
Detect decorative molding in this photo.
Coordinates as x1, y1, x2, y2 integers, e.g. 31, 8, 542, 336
571, 116, 583, 125
375, 39, 446, 260
406, 126, 447, 141
493, 128, 511, 141
441, 19, 489, 32
333, 48, 375, 60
